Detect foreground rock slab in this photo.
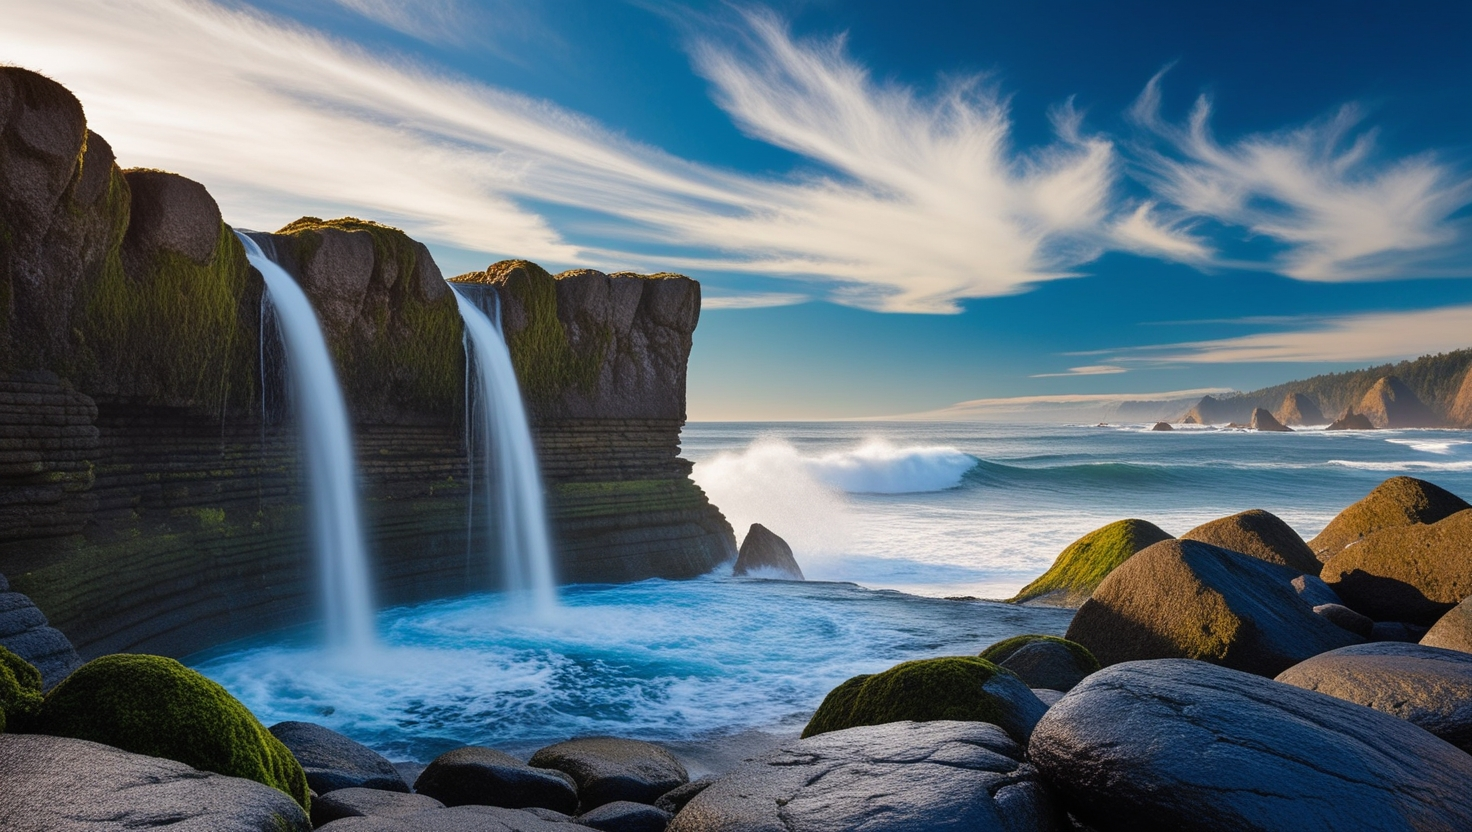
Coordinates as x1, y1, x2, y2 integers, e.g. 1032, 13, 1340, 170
1275, 642, 1472, 752
530, 737, 687, 811
318, 804, 584, 831
270, 721, 408, 794
1029, 659, 1472, 832
1066, 539, 1361, 676
0, 733, 310, 831
670, 720, 1062, 832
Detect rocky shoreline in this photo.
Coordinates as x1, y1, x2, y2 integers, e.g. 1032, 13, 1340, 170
4, 472, 1472, 830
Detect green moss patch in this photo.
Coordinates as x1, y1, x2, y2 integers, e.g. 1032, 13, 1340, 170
979, 634, 1099, 671
33, 654, 309, 810
802, 656, 1033, 740
1008, 518, 1173, 607
0, 646, 43, 733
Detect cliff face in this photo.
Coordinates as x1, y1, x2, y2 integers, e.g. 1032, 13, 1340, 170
0, 68, 734, 658
1275, 393, 1325, 427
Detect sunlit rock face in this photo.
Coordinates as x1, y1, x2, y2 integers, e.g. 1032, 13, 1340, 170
0, 67, 733, 659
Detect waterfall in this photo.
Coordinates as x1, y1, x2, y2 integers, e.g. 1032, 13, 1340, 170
451, 285, 558, 616
238, 231, 377, 652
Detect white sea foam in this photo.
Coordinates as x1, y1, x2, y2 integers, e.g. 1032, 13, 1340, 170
1385, 438, 1472, 455
1330, 459, 1472, 472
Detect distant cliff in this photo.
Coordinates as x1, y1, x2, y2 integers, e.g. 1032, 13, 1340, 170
1179, 350, 1472, 428
0, 67, 734, 658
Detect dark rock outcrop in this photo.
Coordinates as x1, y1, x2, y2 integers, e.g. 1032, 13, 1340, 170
1179, 394, 1250, 426
1149, 421, 1172, 431
801, 656, 1047, 744
1180, 509, 1319, 574
315, 804, 582, 831
1248, 407, 1292, 432
1326, 410, 1376, 430
979, 635, 1099, 692
1308, 476, 1469, 561
1358, 376, 1438, 428
312, 788, 445, 827
1065, 539, 1362, 676
1275, 392, 1324, 426
0, 733, 311, 831
1321, 508, 1472, 624
652, 779, 712, 816
1313, 602, 1375, 637
1008, 518, 1172, 607
732, 524, 802, 579
1275, 642, 1472, 752
575, 801, 671, 832
1028, 659, 1472, 832
669, 721, 1064, 832
529, 737, 688, 811
415, 747, 578, 814
1372, 621, 1430, 642
0, 570, 81, 690
269, 721, 408, 795
1423, 596, 1472, 652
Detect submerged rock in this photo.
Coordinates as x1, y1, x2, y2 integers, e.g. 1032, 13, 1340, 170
416, 746, 578, 814
31, 654, 310, 810
1248, 408, 1292, 432
1008, 519, 1173, 607
0, 733, 311, 831
802, 656, 1046, 744
979, 635, 1099, 692
669, 721, 1064, 832
1181, 509, 1319, 574
1308, 476, 1469, 561
1321, 509, 1472, 624
1065, 539, 1362, 676
732, 524, 803, 580
271, 721, 407, 795
530, 737, 688, 811
1276, 642, 1472, 752
1028, 659, 1472, 832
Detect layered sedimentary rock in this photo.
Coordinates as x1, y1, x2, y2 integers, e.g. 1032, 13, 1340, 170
0, 67, 734, 657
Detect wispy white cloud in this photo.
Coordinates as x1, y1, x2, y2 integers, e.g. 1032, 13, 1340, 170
1118, 304, 1472, 365
330, 0, 471, 44
701, 292, 809, 310
888, 387, 1233, 422
1030, 364, 1128, 378
1130, 70, 1472, 280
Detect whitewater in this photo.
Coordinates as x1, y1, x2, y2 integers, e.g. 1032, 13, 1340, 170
193, 420, 1472, 763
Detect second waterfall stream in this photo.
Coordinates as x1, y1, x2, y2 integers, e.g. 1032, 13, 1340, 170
452, 285, 559, 618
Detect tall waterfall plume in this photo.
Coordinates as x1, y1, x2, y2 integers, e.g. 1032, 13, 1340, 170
238, 231, 377, 652
451, 285, 558, 616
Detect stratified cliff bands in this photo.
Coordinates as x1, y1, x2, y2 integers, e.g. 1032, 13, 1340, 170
0, 67, 734, 658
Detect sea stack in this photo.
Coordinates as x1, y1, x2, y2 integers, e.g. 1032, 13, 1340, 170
1276, 392, 1324, 426
1150, 422, 1173, 431
1327, 410, 1376, 431
733, 524, 804, 579
1357, 376, 1438, 429
1250, 408, 1292, 432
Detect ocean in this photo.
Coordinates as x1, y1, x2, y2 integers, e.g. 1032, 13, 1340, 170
192, 421, 1472, 764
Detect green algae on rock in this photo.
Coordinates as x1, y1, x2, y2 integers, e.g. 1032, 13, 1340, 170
801, 656, 1046, 744
1009, 519, 1173, 607
980, 634, 1099, 671
980, 634, 1100, 692
0, 646, 43, 732
1309, 476, 1470, 562
32, 654, 310, 810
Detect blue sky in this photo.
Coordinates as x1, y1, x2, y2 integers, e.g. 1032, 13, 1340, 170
6, 1, 1472, 418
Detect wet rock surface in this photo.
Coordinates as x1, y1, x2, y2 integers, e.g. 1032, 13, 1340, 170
1029, 659, 1472, 832
0, 733, 311, 832
669, 720, 1063, 832
416, 746, 579, 814
270, 721, 408, 795
575, 800, 672, 832
312, 787, 445, 826
318, 804, 588, 831
530, 737, 688, 811
732, 524, 802, 579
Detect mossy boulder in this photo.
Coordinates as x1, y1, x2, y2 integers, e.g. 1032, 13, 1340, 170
801, 656, 1046, 744
1008, 519, 1173, 607
1321, 509, 1472, 625
1066, 539, 1363, 677
1310, 476, 1470, 562
0, 645, 43, 732
979, 635, 1099, 692
1182, 509, 1320, 574
31, 654, 309, 810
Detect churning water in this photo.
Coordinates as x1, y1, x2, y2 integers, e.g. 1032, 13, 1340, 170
451, 285, 558, 617
239, 232, 376, 653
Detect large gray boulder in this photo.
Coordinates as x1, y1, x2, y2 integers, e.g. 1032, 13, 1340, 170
312, 788, 445, 827
1321, 508, 1472, 624
0, 572, 82, 690
1422, 595, 1472, 652
1309, 476, 1469, 561
1275, 642, 1472, 752
1028, 660, 1472, 831
575, 800, 671, 832
269, 721, 408, 794
668, 720, 1064, 832
530, 737, 687, 811
415, 746, 578, 814
1065, 539, 1362, 677
0, 733, 310, 831
317, 804, 582, 831
732, 524, 803, 580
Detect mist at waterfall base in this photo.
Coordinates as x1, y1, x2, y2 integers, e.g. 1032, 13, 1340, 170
238, 232, 376, 653
192, 420, 1472, 763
